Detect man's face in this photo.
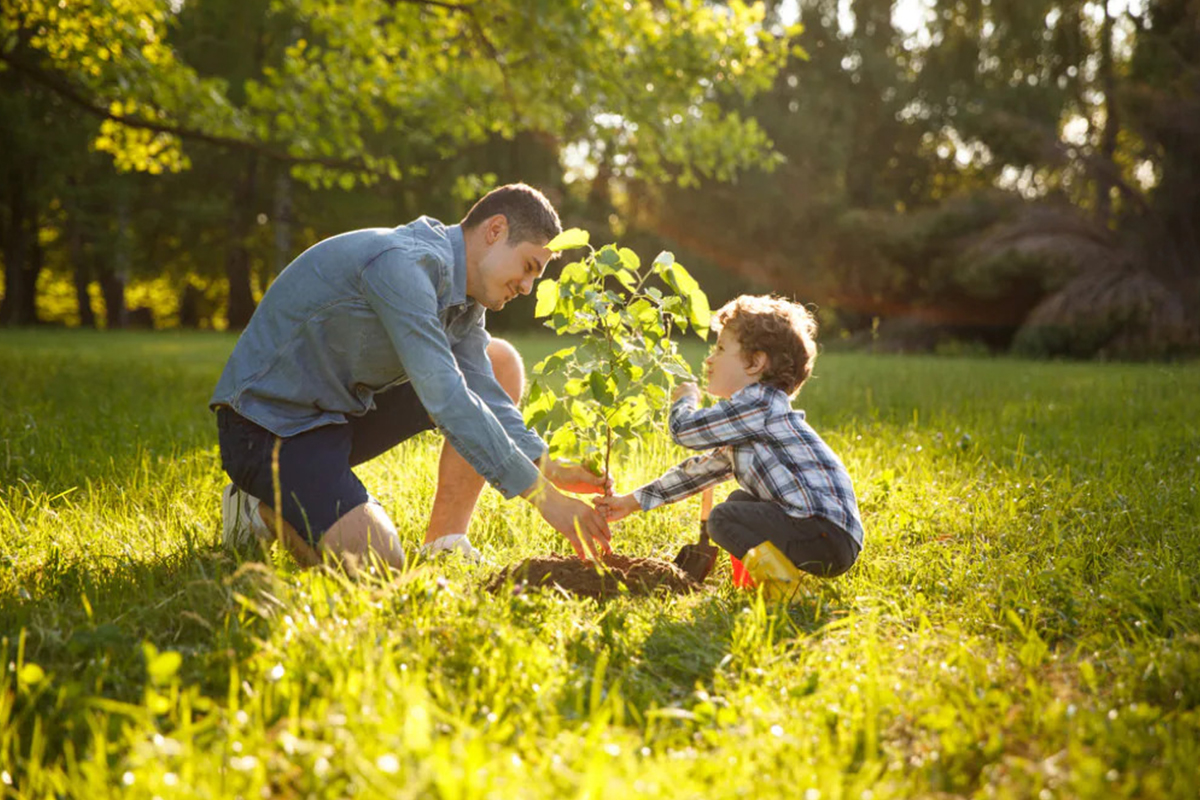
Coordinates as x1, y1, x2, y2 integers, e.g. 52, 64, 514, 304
476, 234, 553, 312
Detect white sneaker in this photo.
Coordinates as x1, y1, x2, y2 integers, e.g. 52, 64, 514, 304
221, 483, 273, 550
419, 533, 483, 564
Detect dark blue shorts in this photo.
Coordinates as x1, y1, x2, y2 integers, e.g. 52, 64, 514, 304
216, 383, 436, 546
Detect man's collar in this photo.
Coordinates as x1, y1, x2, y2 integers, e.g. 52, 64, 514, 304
448, 223, 468, 307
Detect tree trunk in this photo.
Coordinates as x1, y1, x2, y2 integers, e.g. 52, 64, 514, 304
24, 195, 43, 325
0, 164, 38, 326
272, 167, 292, 278
102, 181, 132, 329
225, 153, 259, 329
1095, 3, 1118, 228
65, 181, 97, 328
72, 248, 96, 328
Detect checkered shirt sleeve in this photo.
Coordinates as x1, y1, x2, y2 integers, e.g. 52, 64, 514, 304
633, 448, 733, 511
667, 393, 769, 449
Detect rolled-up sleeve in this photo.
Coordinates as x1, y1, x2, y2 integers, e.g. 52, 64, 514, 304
360, 250, 538, 499
453, 322, 548, 465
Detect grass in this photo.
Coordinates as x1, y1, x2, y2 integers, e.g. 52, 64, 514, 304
1, 327, 1198, 799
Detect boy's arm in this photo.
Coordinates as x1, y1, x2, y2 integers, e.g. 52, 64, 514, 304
633, 448, 733, 512
668, 389, 769, 450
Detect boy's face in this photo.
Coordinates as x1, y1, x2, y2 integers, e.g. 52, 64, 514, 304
703, 327, 765, 399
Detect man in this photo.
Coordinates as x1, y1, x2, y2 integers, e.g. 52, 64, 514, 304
211, 183, 610, 572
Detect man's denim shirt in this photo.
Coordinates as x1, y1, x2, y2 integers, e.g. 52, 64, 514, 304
210, 216, 546, 499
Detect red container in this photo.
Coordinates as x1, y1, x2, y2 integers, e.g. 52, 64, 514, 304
730, 553, 755, 588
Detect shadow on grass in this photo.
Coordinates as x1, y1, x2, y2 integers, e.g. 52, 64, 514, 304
2, 539, 274, 696
572, 581, 859, 714
0, 539, 285, 776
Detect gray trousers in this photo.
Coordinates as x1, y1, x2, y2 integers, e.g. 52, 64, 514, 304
706, 490, 860, 577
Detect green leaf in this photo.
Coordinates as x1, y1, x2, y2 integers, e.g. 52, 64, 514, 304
661, 358, 694, 380
661, 261, 698, 297
559, 261, 590, 285
534, 346, 577, 374
548, 426, 578, 459
547, 228, 590, 252
589, 371, 614, 405
535, 279, 558, 318
596, 246, 621, 267
628, 299, 657, 325
570, 399, 597, 428
523, 385, 557, 426
687, 290, 711, 337
618, 247, 641, 271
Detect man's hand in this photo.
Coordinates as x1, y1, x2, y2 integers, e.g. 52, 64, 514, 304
523, 479, 612, 559
672, 382, 701, 404
593, 493, 641, 523
541, 458, 613, 495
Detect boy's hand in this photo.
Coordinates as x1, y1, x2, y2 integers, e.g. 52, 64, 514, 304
541, 458, 614, 495
594, 493, 641, 523
672, 382, 701, 404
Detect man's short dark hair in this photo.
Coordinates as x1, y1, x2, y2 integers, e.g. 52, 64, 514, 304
461, 183, 562, 245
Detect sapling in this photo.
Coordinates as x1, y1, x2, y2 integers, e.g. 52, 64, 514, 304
524, 228, 712, 485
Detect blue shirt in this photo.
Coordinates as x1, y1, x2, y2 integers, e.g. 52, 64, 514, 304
634, 383, 865, 547
210, 217, 546, 499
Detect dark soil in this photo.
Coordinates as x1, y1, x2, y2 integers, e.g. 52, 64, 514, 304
487, 553, 700, 599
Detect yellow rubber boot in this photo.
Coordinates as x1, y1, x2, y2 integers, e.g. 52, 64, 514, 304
741, 541, 803, 602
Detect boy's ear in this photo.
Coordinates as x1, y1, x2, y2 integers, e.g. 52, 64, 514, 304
749, 351, 769, 376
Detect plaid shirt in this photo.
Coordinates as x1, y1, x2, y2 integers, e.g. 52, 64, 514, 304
633, 382, 865, 547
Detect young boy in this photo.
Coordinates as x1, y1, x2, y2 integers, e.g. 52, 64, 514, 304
596, 295, 864, 599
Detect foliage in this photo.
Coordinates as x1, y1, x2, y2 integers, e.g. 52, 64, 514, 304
639, 0, 1199, 356
524, 229, 710, 478
1, 0, 794, 187
2, 331, 1200, 796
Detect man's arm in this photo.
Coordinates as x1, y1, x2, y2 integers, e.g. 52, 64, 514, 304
362, 249, 610, 557
361, 250, 538, 499
451, 322, 548, 464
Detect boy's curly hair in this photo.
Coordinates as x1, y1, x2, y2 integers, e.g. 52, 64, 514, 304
713, 295, 818, 397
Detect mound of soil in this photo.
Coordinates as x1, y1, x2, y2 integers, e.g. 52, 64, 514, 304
487, 553, 700, 599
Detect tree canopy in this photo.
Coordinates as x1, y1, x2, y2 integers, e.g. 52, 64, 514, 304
2, 0, 1197, 358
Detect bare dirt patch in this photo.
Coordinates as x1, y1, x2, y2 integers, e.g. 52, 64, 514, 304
487, 553, 700, 599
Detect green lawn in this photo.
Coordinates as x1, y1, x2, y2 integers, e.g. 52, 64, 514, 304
1, 329, 1198, 798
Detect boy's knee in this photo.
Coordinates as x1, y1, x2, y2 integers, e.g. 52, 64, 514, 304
486, 338, 525, 403
705, 503, 742, 552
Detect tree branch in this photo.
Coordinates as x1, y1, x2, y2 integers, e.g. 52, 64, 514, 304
0, 52, 386, 175
383, 0, 519, 119
387, 0, 477, 10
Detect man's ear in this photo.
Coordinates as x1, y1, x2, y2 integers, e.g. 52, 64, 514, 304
485, 214, 508, 245
748, 351, 769, 376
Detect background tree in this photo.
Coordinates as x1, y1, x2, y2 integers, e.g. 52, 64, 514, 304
1, 0, 794, 327
623, 0, 1197, 357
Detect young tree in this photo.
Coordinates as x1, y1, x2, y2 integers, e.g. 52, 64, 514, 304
524, 229, 710, 483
